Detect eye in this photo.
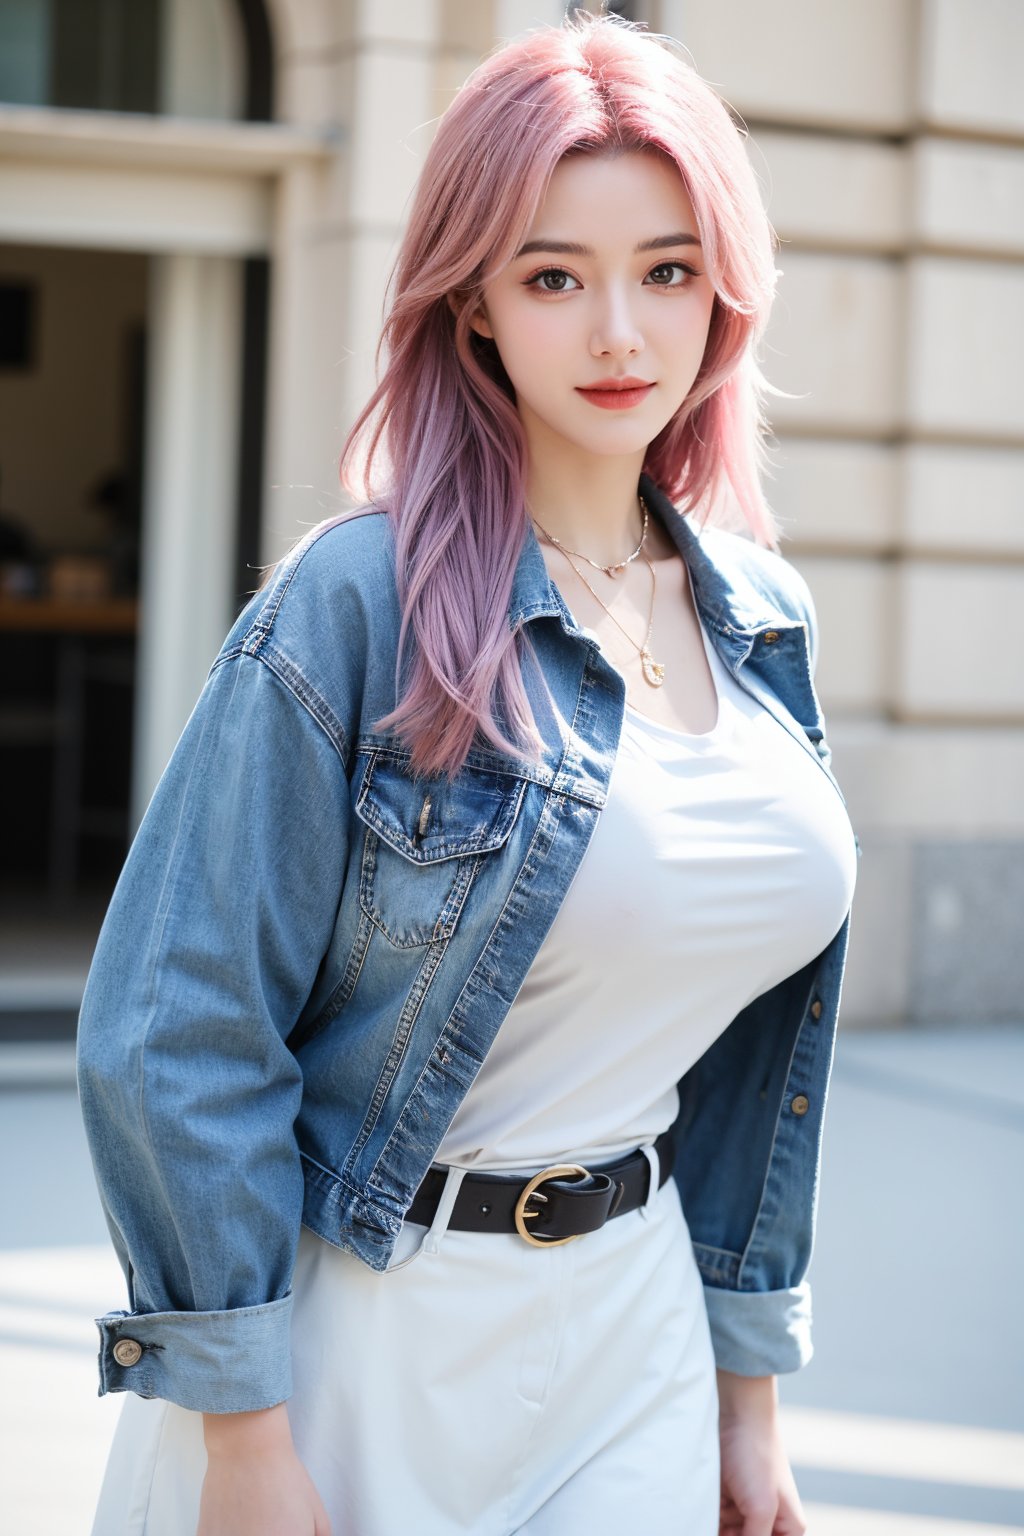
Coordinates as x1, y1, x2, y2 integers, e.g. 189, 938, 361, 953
523, 267, 581, 294
646, 261, 701, 288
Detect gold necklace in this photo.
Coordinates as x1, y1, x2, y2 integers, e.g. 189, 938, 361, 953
553, 541, 666, 688
530, 497, 649, 579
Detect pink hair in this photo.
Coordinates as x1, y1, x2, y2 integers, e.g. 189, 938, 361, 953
338, 11, 780, 780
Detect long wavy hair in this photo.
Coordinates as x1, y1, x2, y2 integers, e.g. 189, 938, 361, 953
338, 11, 779, 780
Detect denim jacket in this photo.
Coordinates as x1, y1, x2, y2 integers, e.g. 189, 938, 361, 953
77, 472, 859, 1414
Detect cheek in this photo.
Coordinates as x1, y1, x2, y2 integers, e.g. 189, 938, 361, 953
671, 295, 715, 349
492, 310, 568, 390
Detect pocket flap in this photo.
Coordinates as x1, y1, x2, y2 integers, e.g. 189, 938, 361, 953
354, 755, 527, 865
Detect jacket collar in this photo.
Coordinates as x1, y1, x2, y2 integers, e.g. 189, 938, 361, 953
506, 471, 781, 641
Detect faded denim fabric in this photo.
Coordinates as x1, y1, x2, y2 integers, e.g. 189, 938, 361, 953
77, 473, 859, 1413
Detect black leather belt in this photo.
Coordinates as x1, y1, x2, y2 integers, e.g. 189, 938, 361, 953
405, 1130, 675, 1248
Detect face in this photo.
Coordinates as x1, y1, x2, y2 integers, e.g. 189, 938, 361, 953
469, 149, 716, 467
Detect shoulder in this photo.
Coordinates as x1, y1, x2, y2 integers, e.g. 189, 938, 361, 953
697, 524, 813, 624
223, 506, 399, 658
699, 523, 817, 627
696, 523, 820, 670
204, 506, 399, 765
256, 505, 395, 624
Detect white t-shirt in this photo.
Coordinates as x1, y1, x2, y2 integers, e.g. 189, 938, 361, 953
436, 608, 859, 1173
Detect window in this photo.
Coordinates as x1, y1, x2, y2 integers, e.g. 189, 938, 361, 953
0, 0, 161, 113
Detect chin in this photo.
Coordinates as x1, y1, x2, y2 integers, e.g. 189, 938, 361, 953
580, 424, 662, 455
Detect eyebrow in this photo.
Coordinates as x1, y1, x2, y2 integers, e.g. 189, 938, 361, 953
514, 232, 703, 259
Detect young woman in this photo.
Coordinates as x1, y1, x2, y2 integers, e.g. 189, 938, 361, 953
79, 13, 859, 1536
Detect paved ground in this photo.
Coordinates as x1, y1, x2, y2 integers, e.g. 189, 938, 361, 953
0, 1025, 1021, 1534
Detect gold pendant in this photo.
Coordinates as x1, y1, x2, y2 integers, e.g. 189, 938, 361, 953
640, 648, 665, 687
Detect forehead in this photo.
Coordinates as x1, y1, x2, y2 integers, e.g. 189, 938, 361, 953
527, 148, 697, 236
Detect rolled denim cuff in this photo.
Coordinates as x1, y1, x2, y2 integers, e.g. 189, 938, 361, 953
703, 1281, 813, 1376
96, 1293, 293, 1413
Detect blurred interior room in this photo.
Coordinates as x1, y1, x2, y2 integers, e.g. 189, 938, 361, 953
0, 242, 145, 983
0, 0, 274, 1045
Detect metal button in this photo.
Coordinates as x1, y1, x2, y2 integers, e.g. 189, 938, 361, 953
791, 1095, 810, 1117
763, 630, 780, 644
810, 999, 823, 1020
112, 1338, 143, 1368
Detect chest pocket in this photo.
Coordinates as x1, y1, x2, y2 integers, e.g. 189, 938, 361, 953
353, 754, 527, 948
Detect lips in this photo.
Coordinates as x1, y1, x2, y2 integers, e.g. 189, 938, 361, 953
576, 379, 654, 411
583, 376, 652, 391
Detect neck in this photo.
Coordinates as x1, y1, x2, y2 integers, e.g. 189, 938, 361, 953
524, 457, 648, 567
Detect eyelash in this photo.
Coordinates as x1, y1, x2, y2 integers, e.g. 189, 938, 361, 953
523, 260, 702, 294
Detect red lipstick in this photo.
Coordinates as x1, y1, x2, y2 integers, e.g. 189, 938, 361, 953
576, 376, 654, 411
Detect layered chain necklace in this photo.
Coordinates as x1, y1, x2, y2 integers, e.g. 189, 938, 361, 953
530, 493, 667, 688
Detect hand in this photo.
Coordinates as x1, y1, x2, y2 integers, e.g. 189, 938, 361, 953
197, 1404, 332, 1536
716, 1371, 806, 1536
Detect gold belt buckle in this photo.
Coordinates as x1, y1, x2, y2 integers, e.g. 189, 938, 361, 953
514, 1163, 591, 1248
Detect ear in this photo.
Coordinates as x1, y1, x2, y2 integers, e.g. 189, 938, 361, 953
465, 298, 494, 340
446, 290, 494, 340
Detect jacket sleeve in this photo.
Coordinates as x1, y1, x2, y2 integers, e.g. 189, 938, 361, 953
77, 647, 351, 1413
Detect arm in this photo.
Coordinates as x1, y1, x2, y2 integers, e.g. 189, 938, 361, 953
77, 647, 351, 1413
716, 1370, 806, 1536
197, 1405, 331, 1536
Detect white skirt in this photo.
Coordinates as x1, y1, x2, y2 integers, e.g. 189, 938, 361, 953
91, 1154, 720, 1535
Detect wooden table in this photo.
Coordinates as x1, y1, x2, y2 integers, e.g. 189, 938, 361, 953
0, 598, 138, 634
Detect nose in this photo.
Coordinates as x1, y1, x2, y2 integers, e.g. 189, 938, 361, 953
589, 283, 644, 360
